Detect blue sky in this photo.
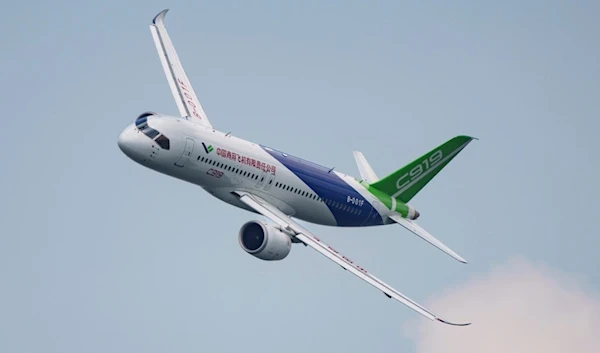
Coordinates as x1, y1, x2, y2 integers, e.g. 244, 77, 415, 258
1, 1, 598, 352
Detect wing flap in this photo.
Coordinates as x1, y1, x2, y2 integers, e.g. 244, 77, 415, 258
150, 9, 213, 128
389, 213, 467, 264
234, 191, 470, 326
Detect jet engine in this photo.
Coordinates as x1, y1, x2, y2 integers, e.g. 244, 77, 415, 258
238, 221, 292, 261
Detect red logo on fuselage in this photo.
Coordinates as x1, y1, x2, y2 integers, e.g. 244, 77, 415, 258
216, 148, 276, 175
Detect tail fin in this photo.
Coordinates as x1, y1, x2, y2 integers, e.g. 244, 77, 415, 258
370, 136, 475, 203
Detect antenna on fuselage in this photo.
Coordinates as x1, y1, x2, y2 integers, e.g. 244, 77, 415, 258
225, 131, 232, 137
328, 167, 335, 173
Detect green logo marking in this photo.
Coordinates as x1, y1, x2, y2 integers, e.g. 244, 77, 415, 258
202, 142, 214, 154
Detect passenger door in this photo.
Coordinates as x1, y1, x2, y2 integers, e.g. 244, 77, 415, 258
174, 137, 195, 167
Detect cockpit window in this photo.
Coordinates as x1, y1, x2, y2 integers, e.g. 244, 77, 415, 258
134, 112, 170, 150
140, 125, 160, 139
135, 116, 148, 128
155, 135, 170, 150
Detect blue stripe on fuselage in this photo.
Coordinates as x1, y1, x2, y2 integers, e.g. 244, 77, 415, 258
261, 145, 383, 227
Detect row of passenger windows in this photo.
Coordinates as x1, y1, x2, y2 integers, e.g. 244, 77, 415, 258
197, 156, 262, 181
196, 155, 362, 215
275, 182, 319, 200
274, 182, 363, 215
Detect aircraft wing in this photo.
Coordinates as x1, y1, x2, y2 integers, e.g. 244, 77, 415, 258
233, 190, 470, 326
149, 9, 213, 129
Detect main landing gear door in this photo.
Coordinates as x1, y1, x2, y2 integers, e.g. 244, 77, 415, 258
175, 137, 195, 167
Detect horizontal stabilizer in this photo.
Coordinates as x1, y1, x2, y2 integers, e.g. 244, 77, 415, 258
353, 151, 379, 182
388, 213, 467, 264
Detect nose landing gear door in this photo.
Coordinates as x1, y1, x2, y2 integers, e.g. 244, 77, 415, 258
174, 137, 195, 167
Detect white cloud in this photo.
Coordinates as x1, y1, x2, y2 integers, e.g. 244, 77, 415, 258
406, 258, 600, 353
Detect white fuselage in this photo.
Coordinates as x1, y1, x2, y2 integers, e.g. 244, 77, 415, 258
118, 113, 392, 227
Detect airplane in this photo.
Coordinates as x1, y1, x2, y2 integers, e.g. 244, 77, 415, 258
118, 9, 475, 326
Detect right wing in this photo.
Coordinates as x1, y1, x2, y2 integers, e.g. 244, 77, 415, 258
233, 190, 471, 326
149, 9, 213, 129
353, 151, 379, 183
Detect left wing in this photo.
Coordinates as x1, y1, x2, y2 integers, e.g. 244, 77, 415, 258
150, 9, 213, 128
233, 191, 470, 326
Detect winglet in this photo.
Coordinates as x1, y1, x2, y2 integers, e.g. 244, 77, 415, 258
152, 9, 169, 24
436, 317, 472, 326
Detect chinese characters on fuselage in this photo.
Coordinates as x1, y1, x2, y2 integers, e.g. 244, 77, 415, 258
216, 148, 276, 175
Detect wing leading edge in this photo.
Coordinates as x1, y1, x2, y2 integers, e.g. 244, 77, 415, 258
233, 190, 471, 326
149, 9, 213, 128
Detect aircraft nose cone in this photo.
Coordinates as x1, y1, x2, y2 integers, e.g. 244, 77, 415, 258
118, 124, 138, 159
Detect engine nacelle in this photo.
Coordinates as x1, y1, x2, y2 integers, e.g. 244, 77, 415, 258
238, 221, 292, 261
